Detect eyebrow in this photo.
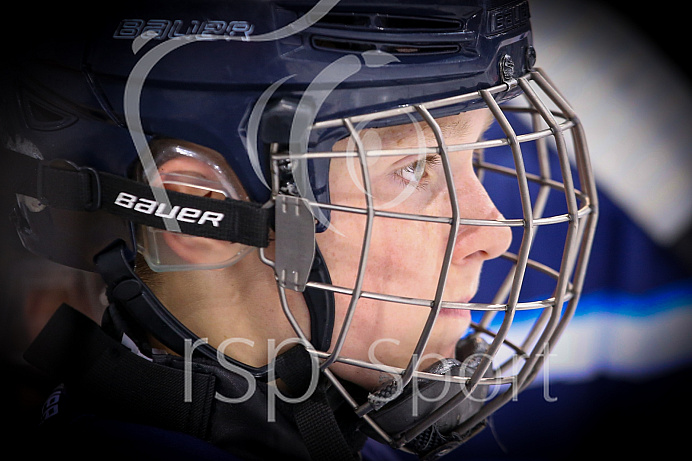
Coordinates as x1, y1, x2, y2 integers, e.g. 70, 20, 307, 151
433, 110, 496, 146
438, 117, 472, 141
331, 109, 493, 153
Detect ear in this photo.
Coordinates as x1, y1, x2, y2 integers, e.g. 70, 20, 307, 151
155, 155, 241, 268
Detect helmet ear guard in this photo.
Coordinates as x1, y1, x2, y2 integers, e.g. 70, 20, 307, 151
134, 138, 256, 272
3, 143, 273, 273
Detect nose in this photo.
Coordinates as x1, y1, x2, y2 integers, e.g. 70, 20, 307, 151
451, 173, 512, 265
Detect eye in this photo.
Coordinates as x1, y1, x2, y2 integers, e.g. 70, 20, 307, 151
394, 155, 441, 189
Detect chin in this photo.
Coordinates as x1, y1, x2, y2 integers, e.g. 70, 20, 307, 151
331, 361, 396, 392
429, 310, 472, 358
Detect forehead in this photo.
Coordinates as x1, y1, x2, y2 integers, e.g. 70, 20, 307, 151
333, 108, 494, 151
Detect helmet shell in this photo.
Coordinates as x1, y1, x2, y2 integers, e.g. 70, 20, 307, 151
4, 0, 533, 204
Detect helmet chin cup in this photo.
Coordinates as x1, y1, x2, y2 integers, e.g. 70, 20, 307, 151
363, 337, 490, 459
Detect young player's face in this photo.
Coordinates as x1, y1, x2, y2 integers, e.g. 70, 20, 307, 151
316, 109, 512, 389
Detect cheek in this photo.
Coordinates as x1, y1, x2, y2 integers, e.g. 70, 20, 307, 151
317, 210, 471, 383
369, 221, 447, 298
317, 212, 449, 300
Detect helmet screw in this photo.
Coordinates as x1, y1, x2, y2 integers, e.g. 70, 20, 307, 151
499, 54, 515, 83
526, 46, 537, 69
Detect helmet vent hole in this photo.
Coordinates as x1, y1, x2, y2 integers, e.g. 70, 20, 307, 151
376, 15, 461, 31
20, 92, 78, 131
311, 37, 460, 56
316, 12, 461, 32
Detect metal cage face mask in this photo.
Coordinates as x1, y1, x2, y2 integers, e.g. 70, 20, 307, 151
263, 68, 598, 455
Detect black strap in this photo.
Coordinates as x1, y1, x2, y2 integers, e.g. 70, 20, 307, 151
23, 303, 217, 440
304, 245, 335, 352
275, 345, 359, 461
293, 386, 360, 461
94, 240, 257, 371
3, 146, 271, 248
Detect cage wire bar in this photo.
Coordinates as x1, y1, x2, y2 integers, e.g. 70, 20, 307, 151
320, 117, 375, 371
439, 70, 598, 438
266, 68, 598, 447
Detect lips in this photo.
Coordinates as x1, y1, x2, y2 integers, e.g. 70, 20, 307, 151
439, 307, 472, 319
440, 309, 471, 318
438, 296, 473, 319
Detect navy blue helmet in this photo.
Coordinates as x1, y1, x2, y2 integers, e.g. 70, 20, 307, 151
1, 0, 597, 457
